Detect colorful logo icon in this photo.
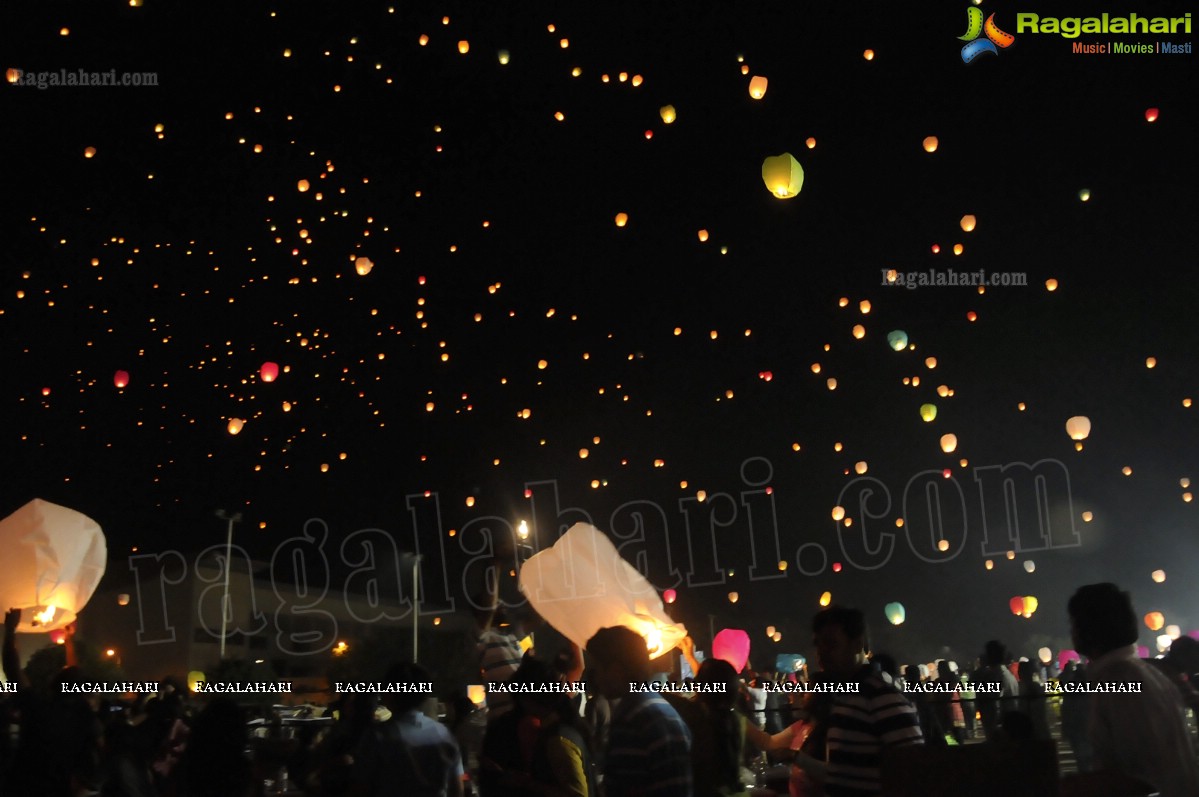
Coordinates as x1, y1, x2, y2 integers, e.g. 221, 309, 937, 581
959, 6, 1015, 62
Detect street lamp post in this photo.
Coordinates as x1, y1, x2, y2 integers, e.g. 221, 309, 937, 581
215, 509, 243, 660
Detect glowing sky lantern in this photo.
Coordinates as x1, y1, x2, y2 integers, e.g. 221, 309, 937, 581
355, 256, 374, 275
1046, 278, 1059, 291
1065, 415, 1091, 440
712, 629, 751, 672
854, 461, 868, 475
84, 146, 97, 158
1145, 107, 1159, 122
521, 523, 686, 660
766, 625, 776, 637
761, 153, 804, 199
1009, 596, 1025, 615
1078, 188, 1091, 202
260, 362, 279, 382
852, 324, 865, 339
1038, 647, 1052, 664
831, 506, 845, 521
960, 215, 977, 232
922, 136, 939, 153
819, 591, 832, 607
748, 75, 768, 99
940, 433, 958, 453
920, 403, 937, 422
1023, 596, 1038, 617
498, 49, 510, 64
663, 588, 676, 604
885, 602, 905, 625
297, 179, 310, 192
614, 212, 628, 227
728, 591, 739, 603
659, 105, 676, 124
0, 499, 107, 632
1151, 569, 1166, 583
458, 40, 470, 54
1145, 611, 1165, 631
886, 330, 908, 351
113, 370, 129, 388
1023, 560, 1035, 573
227, 418, 245, 435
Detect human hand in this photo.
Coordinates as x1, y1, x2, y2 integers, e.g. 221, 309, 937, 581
4, 609, 19, 635
679, 635, 695, 655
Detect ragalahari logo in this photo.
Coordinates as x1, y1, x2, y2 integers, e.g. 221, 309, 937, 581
959, 6, 1016, 62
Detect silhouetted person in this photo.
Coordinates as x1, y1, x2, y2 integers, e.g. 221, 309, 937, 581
176, 697, 254, 797
973, 640, 1017, 741
586, 626, 692, 797
1059, 583, 1199, 797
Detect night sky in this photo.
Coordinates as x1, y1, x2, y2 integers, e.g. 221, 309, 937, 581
4, 0, 1196, 668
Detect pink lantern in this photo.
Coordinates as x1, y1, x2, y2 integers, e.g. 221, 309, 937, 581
1057, 649, 1080, 670
113, 370, 129, 389
663, 588, 677, 604
1136, 645, 1150, 658
712, 629, 751, 673
260, 362, 279, 382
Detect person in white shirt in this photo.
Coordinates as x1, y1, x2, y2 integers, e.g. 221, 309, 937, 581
1060, 582, 1199, 797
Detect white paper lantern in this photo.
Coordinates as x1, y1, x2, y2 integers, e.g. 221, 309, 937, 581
0, 499, 107, 632
519, 523, 686, 659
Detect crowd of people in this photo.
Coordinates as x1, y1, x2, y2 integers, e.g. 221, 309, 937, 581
3, 582, 1198, 797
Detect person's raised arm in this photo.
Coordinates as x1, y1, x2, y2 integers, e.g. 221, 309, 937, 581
3, 609, 29, 688
678, 635, 701, 677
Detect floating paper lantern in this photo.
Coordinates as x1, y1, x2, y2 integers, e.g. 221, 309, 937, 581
920, 403, 937, 422
960, 215, 977, 232
117, 593, 130, 606
457, 40, 470, 54
761, 153, 804, 199
659, 105, 676, 124
355, 256, 374, 275
1081, 511, 1093, 522
1023, 561, 1035, 573
854, 461, 868, 475
663, 588, 677, 604
259, 362, 279, 382
712, 629, 751, 672
728, 591, 739, 604
1145, 357, 1157, 368
1023, 596, 1038, 616
113, 370, 129, 389
521, 523, 686, 659
1046, 278, 1058, 291
188, 671, 206, 692
1038, 647, 1052, 664
1145, 612, 1165, 631
923, 136, 939, 153
697, 229, 709, 242
940, 434, 958, 453
766, 625, 776, 637
1145, 107, 1159, 123
0, 500, 107, 632
297, 179, 310, 192
1151, 569, 1166, 583
748, 76, 768, 99
885, 602, 905, 625
84, 147, 97, 158
227, 418, 245, 435
863, 49, 874, 60
819, 591, 832, 607
614, 212, 628, 227
1009, 597, 1025, 616
498, 50, 510, 64
886, 330, 908, 351
1078, 188, 1091, 202
772, 631, 782, 642
831, 506, 845, 521
1065, 416, 1091, 440
852, 324, 865, 339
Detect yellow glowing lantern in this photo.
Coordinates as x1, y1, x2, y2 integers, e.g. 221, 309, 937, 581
960, 215, 977, 232
854, 461, 868, 475
354, 257, 373, 275
659, 105, 676, 124
297, 179, 310, 192
1151, 569, 1166, 583
852, 324, 865, 339
1081, 511, 1093, 522
697, 229, 709, 242
920, 404, 937, 422
227, 418, 244, 435
923, 136, 939, 153
728, 591, 739, 604
1046, 278, 1058, 291
188, 671, 206, 692
498, 50, 510, 64
748, 76, 768, 99
940, 434, 958, 453
1146, 357, 1157, 368
766, 625, 776, 637
84, 147, 97, 158
1065, 416, 1091, 441
831, 506, 845, 521
614, 212, 628, 227
826, 378, 837, 390
458, 41, 470, 54
819, 591, 832, 607
863, 49, 874, 60
761, 153, 804, 198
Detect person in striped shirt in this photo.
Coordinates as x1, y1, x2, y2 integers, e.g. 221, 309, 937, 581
793, 606, 924, 796
586, 626, 693, 797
